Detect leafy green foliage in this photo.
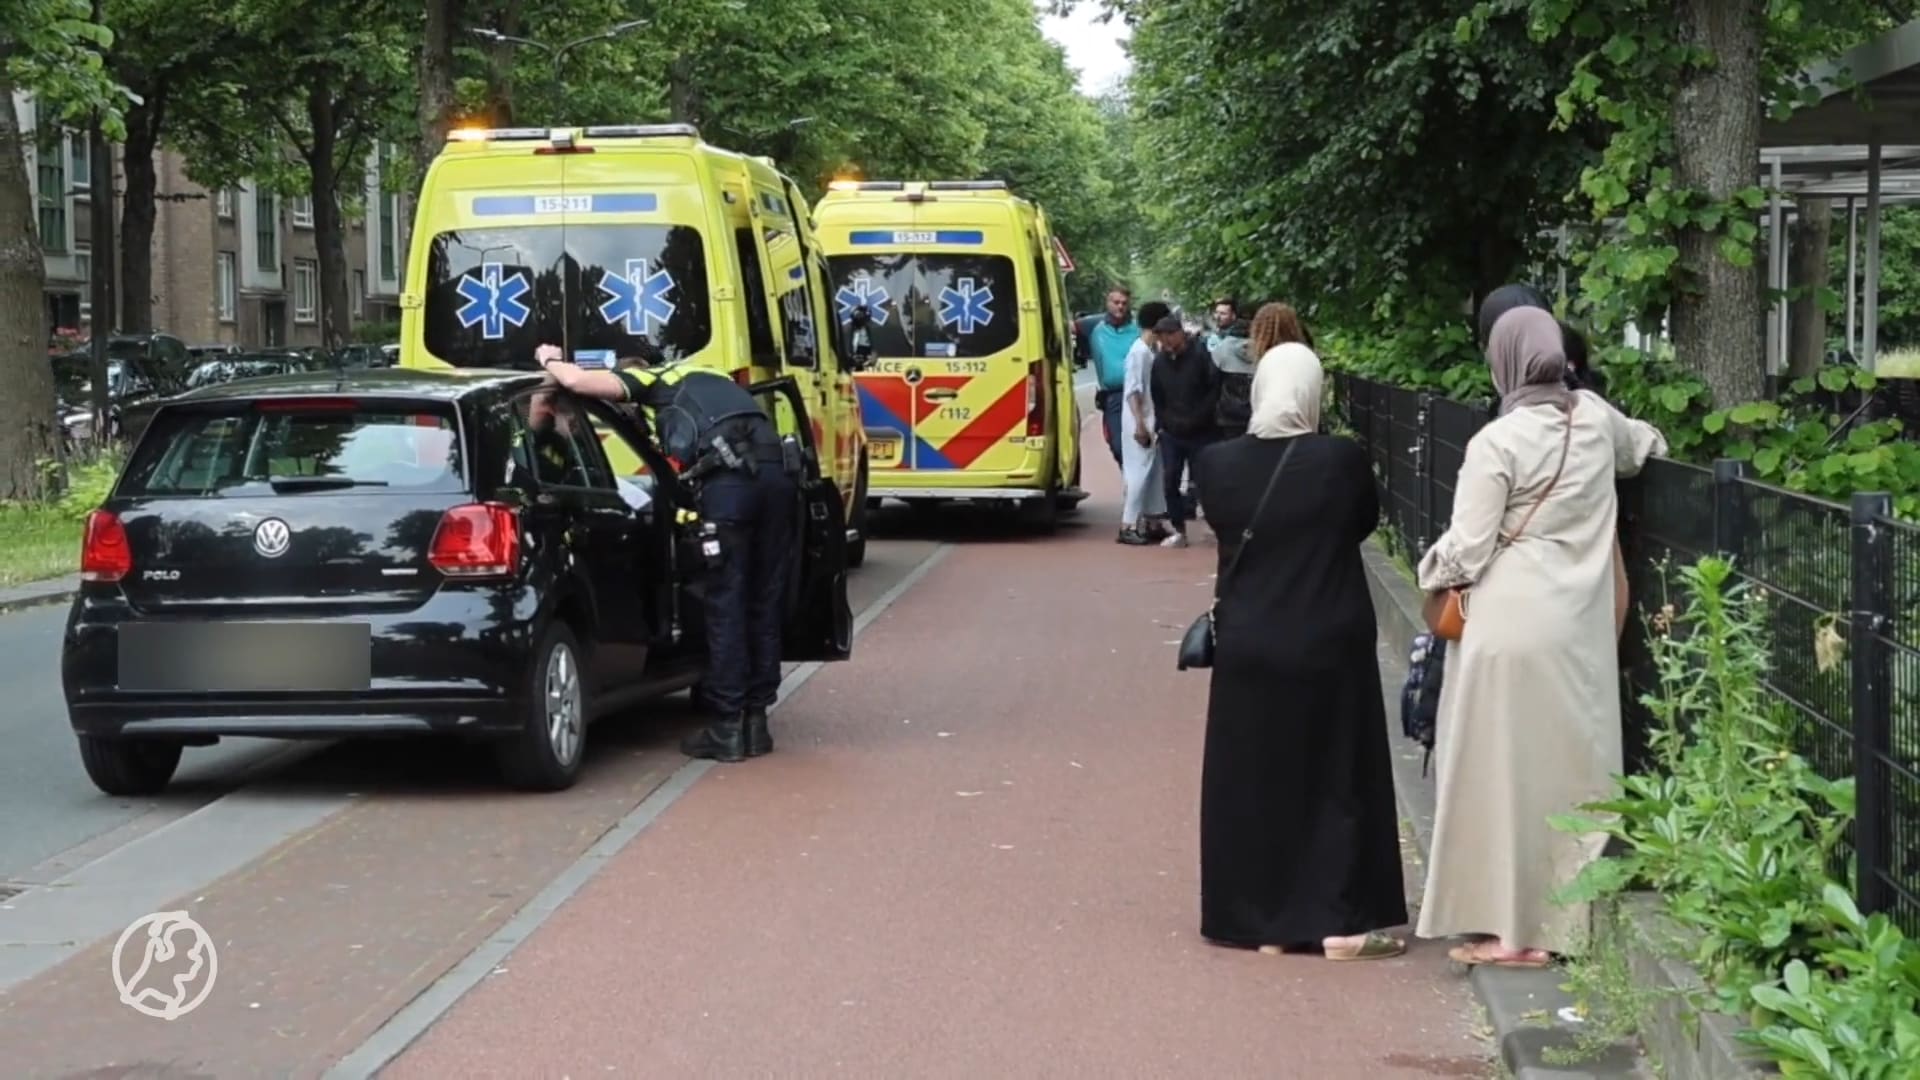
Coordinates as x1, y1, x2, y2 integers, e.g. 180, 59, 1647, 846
2, 0, 128, 136
1552, 557, 1920, 1076
1120, 0, 1592, 335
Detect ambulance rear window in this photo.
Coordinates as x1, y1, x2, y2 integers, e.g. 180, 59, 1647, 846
423, 225, 712, 368
827, 253, 1022, 359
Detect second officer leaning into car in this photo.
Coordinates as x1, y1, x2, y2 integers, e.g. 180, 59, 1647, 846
534, 343, 796, 763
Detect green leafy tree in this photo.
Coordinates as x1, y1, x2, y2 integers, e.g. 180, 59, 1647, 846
168, 0, 414, 349
0, 0, 126, 498
1486, 0, 1906, 405
1119, 0, 1595, 352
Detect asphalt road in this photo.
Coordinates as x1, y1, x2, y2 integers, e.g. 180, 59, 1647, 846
0, 602, 298, 884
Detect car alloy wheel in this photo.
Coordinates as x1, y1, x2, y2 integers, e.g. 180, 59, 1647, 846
545, 640, 583, 766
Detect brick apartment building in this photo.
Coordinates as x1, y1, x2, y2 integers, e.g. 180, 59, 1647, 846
15, 91, 412, 350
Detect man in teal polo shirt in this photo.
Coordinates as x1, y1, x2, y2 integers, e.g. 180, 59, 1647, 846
1081, 286, 1142, 467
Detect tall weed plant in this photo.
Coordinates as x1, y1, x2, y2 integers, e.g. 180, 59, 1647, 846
1552, 557, 1920, 1077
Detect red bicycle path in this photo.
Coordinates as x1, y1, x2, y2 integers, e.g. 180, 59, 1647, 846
386, 451, 1488, 1078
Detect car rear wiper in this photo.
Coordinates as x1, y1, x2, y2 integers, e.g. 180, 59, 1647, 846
267, 475, 390, 491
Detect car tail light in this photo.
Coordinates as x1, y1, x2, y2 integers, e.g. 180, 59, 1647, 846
1026, 361, 1045, 437
80, 510, 133, 583
428, 503, 520, 578
732, 369, 753, 389
256, 397, 358, 412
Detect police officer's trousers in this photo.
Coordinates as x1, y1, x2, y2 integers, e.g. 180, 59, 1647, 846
699, 463, 798, 717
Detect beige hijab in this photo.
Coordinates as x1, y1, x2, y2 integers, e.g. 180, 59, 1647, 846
1248, 342, 1322, 439
1488, 307, 1574, 415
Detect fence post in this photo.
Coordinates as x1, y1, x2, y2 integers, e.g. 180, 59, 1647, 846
1711, 459, 1750, 558
1849, 491, 1894, 917
1415, 392, 1434, 553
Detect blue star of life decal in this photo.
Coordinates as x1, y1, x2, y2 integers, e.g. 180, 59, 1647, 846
598, 259, 679, 335
937, 277, 995, 334
454, 263, 533, 340
834, 273, 893, 327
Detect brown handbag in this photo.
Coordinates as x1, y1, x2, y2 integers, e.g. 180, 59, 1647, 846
1424, 407, 1575, 642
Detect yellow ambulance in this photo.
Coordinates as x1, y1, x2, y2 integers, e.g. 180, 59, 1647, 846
815, 180, 1085, 530
399, 124, 873, 564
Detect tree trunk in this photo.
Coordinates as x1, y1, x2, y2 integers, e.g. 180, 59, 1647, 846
306, 89, 352, 350
668, 56, 703, 126
482, 0, 524, 127
118, 91, 166, 335
1670, 0, 1765, 406
0, 74, 63, 499
1787, 196, 1831, 379
413, 0, 459, 189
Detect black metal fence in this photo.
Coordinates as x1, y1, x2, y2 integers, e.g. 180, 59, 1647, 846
1334, 372, 1920, 937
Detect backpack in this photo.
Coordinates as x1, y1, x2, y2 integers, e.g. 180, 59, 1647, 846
1399, 632, 1446, 775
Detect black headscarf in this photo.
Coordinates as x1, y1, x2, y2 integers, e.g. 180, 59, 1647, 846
1476, 283, 1551, 348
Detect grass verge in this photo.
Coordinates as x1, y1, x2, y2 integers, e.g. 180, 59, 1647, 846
0, 455, 121, 589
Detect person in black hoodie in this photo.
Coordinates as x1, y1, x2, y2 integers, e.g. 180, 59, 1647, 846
1149, 315, 1222, 548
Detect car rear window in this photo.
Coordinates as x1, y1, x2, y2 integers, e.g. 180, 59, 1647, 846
119, 403, 466, 497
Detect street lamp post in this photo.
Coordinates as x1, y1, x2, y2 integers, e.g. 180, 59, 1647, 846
468, 19, 649, 89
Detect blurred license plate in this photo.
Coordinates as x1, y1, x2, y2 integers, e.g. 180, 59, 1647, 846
118, 622, 372, 692
869, 438, 900, 466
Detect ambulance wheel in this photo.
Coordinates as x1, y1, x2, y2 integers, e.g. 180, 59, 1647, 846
1019, 489, 1060, 535
846, 461, 869, 569
1057, 458, 1082, 513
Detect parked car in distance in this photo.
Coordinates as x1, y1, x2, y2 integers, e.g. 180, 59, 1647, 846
185, 353, 322, 390
62, 369, 853, 795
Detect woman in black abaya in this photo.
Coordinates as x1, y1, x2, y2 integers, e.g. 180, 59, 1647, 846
1194, 340, 1409, 960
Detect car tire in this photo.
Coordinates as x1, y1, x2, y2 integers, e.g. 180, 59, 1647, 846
495, 622, 589, 792
76, 735, 182, 797
847, 457, 870, 569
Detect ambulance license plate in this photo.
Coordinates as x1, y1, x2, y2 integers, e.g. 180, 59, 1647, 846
869, 438, 900, 466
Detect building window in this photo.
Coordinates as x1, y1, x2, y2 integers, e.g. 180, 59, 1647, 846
74, 251, 91, 286
290, 195, 314, 228
255, 188, 277, 271
352, 270, 366, 318
293, 259, 318, 324
217, 252, 237, 322
378, 194, 397, 282
216, 189, 234, 219
36, 141, 67, 253
69, 133, 90, 188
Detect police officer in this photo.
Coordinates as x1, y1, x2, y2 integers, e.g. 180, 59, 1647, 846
534, 343, 797, 762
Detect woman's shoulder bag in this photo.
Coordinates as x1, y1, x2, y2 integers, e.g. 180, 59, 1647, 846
1177, 437, 1303, 670
1423, 404, 1576, 641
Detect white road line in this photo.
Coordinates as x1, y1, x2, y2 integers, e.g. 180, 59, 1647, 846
328, 543, 954, 1080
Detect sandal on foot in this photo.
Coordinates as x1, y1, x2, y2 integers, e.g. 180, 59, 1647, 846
1324, 932, 1406, 961
1448, 942, 1551, 968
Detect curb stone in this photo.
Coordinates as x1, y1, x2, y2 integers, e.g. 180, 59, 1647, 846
1364, 543, 1651, 1080
0, 575, 77, 616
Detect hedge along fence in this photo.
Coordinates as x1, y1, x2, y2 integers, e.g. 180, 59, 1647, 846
1333, 372, 1920, 938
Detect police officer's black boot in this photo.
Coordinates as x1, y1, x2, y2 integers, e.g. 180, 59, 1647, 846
744, 706, 772, 757
681, 713, 746, 762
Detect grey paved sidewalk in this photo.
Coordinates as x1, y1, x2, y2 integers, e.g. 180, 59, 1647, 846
0, 576, 77, 616
1366, 543, 1648, 1080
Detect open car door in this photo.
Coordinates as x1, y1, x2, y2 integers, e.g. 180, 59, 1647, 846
750, 375, 853, 663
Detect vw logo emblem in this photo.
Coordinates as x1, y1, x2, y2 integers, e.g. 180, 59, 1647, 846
253, 518, 291, 559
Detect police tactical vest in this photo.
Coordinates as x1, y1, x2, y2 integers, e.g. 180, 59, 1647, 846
652, 371, 768, 466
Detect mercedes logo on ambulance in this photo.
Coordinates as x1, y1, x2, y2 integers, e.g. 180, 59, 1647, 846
253, 518, 292, 559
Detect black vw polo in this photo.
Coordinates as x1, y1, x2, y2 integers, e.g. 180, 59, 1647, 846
61, 368, 852, 795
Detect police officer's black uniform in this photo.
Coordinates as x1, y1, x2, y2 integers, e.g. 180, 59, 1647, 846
609, 363, 798, 762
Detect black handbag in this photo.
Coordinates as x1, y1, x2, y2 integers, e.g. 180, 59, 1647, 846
1176, 437, 1302, 671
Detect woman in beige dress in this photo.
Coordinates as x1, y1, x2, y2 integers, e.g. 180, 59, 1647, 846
1414, 307, 1666, 967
